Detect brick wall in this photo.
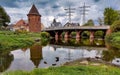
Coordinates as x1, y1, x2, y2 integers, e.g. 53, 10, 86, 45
28, 15, 41, 32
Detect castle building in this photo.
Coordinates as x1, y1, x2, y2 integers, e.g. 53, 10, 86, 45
12, 4, 43, 32
27, 4, 41, 32
51, 19, 62, 28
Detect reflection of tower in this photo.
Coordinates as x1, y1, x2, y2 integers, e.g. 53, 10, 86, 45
30, 44, 42, 68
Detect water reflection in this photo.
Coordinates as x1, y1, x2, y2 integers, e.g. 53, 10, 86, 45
0, 52, 13, 72
30, 44, 42, 68
1, 45, 104, 72
102, 48, 120, 63
50, 38, 105, 47
1, 39, 120, 72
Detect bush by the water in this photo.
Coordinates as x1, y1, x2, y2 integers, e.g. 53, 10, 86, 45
111, 20, 120, 32
40, 32, 50, 38
105, 32, 120, 49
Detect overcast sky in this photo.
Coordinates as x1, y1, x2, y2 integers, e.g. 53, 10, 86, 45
0, 0, 120, 27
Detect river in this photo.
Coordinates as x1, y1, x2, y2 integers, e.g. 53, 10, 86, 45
0, 38, 120, 73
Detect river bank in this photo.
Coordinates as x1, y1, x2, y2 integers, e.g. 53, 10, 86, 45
2, 63, 120, 75
0, 31, 41, 51
1, 31, 120, 75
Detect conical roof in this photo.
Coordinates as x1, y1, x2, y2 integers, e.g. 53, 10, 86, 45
28, 4, 41, 16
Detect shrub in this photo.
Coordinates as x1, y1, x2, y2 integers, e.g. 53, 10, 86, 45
111, 20, 120, 32
94, 31, 104, 38
105, 32, 120, 49
40, 32, 50, 38
71, 32, 76, 37
81, 31, 90, 38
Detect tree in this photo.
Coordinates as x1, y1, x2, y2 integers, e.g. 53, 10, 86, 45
111, 20, 120, 32
83, 19, 94, 26
104, 7, 119, 25
0, 6, 10, 28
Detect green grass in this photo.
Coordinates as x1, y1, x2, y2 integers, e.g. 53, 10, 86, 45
2, 65, 120, 75
0, 31, 41, 51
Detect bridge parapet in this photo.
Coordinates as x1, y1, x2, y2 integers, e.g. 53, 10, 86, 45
42, 26, 110, 31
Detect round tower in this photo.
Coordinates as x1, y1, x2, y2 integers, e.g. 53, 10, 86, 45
27, 4, 41, 32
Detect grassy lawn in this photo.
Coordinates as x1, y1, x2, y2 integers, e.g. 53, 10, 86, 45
0, 31, 41, 51
2, 65, 120, 75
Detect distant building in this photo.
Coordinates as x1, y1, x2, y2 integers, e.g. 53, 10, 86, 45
50, 19, 62, 28
64, 22, 80, 27
11, 4, 44, 32
13, 19, 29, 31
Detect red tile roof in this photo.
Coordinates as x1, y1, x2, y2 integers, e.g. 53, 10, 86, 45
15, 19, 26, 26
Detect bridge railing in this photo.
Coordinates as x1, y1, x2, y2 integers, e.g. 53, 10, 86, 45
42, 26, 110, 31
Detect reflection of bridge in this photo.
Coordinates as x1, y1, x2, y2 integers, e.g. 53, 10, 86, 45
42, 26, 110, 41
49, 44, 107, 51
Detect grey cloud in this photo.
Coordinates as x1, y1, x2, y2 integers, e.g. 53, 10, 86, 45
94, 0, 100, 2
1, 0, 120, 26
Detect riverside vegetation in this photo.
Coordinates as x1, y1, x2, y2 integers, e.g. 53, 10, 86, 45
1, 30, 120, 75
0, 31, 49, 51
105, 20, 120, 49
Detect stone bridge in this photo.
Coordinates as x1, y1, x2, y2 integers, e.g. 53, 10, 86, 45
42, 26, 110, 41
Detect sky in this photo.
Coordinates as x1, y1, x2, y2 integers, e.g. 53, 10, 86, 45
0, 0, 120, 27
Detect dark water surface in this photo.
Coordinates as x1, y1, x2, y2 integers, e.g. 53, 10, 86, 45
0, 39, 120, 73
